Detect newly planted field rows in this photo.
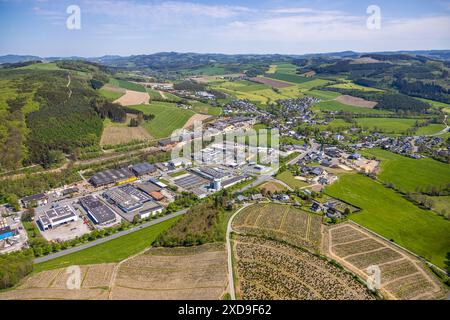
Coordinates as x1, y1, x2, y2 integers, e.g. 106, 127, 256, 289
325, 174, 450, 268
325, 223, 446, 300
110, 244, 227, 300
232, 203, 322, 250
233, 235, 374, 300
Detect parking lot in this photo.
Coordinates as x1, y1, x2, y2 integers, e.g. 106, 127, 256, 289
40, 218, 91, 242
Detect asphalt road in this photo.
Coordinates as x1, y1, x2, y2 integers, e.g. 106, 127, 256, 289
34, 209, 188, 264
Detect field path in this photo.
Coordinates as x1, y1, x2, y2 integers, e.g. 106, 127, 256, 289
226, 203, 252, 300
158, 90, 167, 99
182, 114, 211, 129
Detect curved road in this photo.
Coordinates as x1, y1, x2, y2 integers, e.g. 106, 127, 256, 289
34, 209, 187, 264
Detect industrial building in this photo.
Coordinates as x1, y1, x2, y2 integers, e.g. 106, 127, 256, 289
21, 193, 48, 207
136, 181, 162, 195
79, 195, 117, 226
103, 185, 151, 213
138, 202, 163, 219
38, 205, 78, 230
89, 168, 135, 187
131, 162, 157, 176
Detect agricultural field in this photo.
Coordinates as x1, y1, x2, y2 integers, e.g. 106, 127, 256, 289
111, 244, 227, 300
257, 181, 287, 193
182, 113, 211, 129
362, 148, 450, 194
34, 217, 180, 273
306, 89, 341, 100
233, 235, 374, 300
18, 62, 61, 71
146, 88, 163, 100
0, 263, 115, 300
415, 124, 446, 135
109, 79, 147, 92
325, 223, 447, 300
250, 76, 293, 88
129, 102, 195, 138
296, 78, 331, 90
211, 79, 304, 105
232, 203, 322, 250
267, 63, 298, 74
355, 118, 418, 134
325, 173, 450, 268
312, 100, 386, 115
327, 82, 384, 92
276, 171, 309, 189
98, 86, 125, 101
190, 101, 222, 116
265, 72, 317, 84
113, 89, 149, 106
100, 116, 152, 146
335, 95, 378, 108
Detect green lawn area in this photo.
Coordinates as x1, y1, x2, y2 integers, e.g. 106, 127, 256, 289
305, 89, 341, 100
34, 217, 180, 272
416, 97, 450, 109
98, 87, 124, 101
146, 88, 163, 100
362, 148, 450, 194
296, 79, 331, 90
109, 79, 146, 92
276, 170, 309, 189
129, 102, 194, 138
191, 101, 222, 116
415, 124, 446, 136
312, 100, 386, 114
356, 118, 417, 134
168, 170, 188, 177
325, 173, 450, 268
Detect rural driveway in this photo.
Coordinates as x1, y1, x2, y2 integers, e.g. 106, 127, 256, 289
226, 203, 252, 300
34, 209, 188, 264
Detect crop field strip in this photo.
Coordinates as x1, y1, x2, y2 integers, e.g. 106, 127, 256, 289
232, 203, 322, 250
0, 264, 116, 300
233, 235, 374, 300
110, 244, 227, 300
326, 223, 446, 300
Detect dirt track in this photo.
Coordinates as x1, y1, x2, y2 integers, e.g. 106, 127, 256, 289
183, 114, 211, 129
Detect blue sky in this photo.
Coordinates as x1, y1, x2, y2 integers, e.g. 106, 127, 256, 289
1, 0, 449, 56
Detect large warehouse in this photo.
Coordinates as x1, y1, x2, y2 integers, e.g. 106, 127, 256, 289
79, 195, 117, 226
89, 168, 135, 187
38, 205, 78, 230
103, 185, 151, 213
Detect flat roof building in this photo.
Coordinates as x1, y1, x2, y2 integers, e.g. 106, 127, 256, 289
38, 205, 78, 230
21, 193, 48, 207
138, 202, 164, 219
131, 163, 157, 176
89, 168, 134, 187
79, 195, 117, 226
103, 185, 151, 213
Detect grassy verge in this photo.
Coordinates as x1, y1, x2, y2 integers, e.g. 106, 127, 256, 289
34, 217, 180, 272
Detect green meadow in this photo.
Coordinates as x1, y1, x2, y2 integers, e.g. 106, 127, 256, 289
325, 173, 450, 268
355, 117, 417, 133
312, 100, 386, 114
362, 148, 450, 193
109, 78, 147, 92
129, 102, 194, 138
